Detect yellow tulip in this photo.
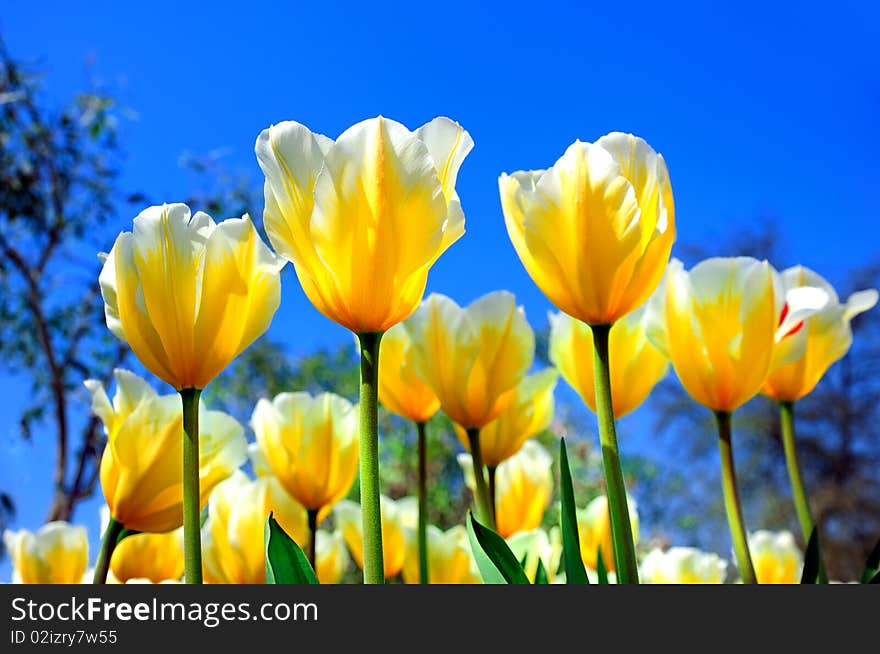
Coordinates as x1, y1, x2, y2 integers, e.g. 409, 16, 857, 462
98, 204, 283, 391
577, 494, 639, 573
110, 529, 184, 584
86, 369, 246, 533
315, 530, 351, 584
405, 291, 535, 430
500, 132, 675, 326
202, 471, 308, 584
334, 497, 408, 579
402, 525, 481, 584
763, 265, 877, 401
647, 258, 828, 413
507, 528, 563, 583
255, 116, 471, 333
453, 369, 557, 467
639, 547, 727, 584
4, 522, 88, 584
459, 440, 553, 538
251, 392, 358, 519
549, 304, 667, 418
378, 322, 440, 423
748, 530, 802, 584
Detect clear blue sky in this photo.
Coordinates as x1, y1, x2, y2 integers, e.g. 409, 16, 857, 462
1, 0, 877, 576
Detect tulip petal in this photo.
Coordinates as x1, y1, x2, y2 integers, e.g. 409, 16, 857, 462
413, 116, 474, 204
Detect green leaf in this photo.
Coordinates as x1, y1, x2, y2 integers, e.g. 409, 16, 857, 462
559, 438, 589, 584
265, 512, 319, 584
596, 546, 610, 584
800, 527, 820, 584
534, 559, 549, 585
860, 535, 880, 584
467, 512, 530, 584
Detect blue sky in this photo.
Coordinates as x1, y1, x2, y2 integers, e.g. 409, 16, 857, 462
1, 0, 877, 575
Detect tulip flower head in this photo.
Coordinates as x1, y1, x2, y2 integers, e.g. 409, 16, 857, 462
405, 291, 535, 430
453, 368, 557, 467
251, 392, 358, 520
763, 266, 877, 401
459, 440, 553, 538
550, 303, 667, 418
402, 524, 481, 584
748, 530, 802, 584
110, 529, 184, 584
202, 471, 308, 584
315, 530, 351, 585
4, 522, 88, 584
577, 494, 640, 573
86, 369, 246, 533
335, 496, 409, 579
255, 116, 472, 334
647, 258, 828, 413
378, 323, 440, 423
500, 132, 675, 326
639, 546, 728, 584
99, 204, 284, 390
507, 528, 563, 584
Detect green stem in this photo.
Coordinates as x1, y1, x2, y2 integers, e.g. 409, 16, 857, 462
589, 323, 639, 584
180, 387, 202, 584
92, 517, 123, 584
487, 465, 497, 525
357, 331, 384, 584
416, 420, 429, 584
715, 410, 757, 584
780, 401, 828, 583
466, 427, 496, 530
307, 509, 318, 572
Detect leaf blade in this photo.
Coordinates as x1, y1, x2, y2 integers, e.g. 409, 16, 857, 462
265, 512, 319, 585
800, 527, 820, 584
467, 512, 530, 584
559, 438, 590, 584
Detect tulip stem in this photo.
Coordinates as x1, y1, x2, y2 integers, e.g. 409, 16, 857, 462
466, 428, 496, 530
92, 517, 124, 584
180, 387, 203, 584
487, 465, 497, 524
416, 420, 429, 584
714, 410, 757, 584
780, 401, 828, 583
307, 509, 318, 571
357, 331, 385, 584
589, 323, 639, 584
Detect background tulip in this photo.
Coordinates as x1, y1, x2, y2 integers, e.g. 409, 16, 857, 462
762, 267, 876, 581
646, 257, 827, 584
459, 440, 553, 538
251, 391, 358, 566
406, 291, 534, 529
378, 322, 441, 583
335, 496, 409, 580
4, 522, 88, 584
109, 529, 184, 584
315, 530, 351, 584
550, 305, 667, 418
639, 546, 727, 584
748, 530, 802, 584
402, 525, 481, 584
453, 368, 557, 468
500, 132, 675, 326
507, 528, 563, 584
86, 369, 246, 534
202, 471, 308, 584
577, 495, 639, 574
764, 266, 877, 402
